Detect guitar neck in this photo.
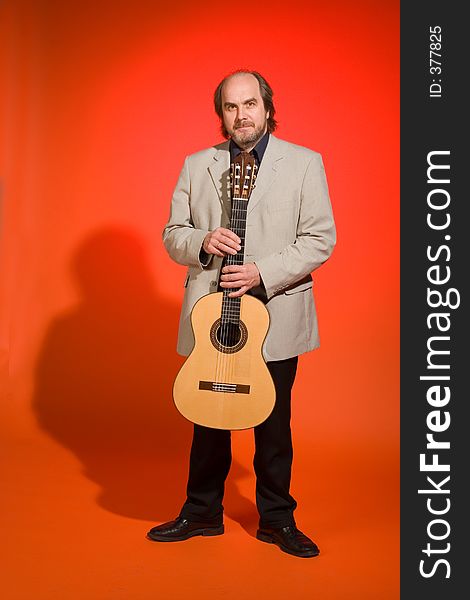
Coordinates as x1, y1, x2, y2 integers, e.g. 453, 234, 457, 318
221, 196, 249, 321
222, 153, 256, 323
226, 196, 248, 267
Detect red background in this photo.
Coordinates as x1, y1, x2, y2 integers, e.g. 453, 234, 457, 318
0, 0, 399, 598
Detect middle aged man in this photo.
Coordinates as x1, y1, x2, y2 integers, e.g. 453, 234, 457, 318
147, 70, 336, 558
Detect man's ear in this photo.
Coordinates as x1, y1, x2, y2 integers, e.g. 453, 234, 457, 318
266, 111, 270, 120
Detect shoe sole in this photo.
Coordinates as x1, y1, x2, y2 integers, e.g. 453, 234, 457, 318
147, 525, 224, 542
256, 530, 319, 558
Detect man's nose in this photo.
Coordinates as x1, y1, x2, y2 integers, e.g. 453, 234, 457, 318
236, 105, 247, 121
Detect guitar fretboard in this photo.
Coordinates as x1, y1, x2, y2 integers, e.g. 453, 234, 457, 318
221, 153, 256, 326
221, 197, 248, 323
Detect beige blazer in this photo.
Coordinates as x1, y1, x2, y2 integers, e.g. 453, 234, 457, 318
162, 134, 336, 361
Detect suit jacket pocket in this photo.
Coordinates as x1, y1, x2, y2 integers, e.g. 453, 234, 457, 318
284, 278, 313, 294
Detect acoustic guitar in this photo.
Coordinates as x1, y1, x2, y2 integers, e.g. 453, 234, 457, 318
173, 151, 276, 430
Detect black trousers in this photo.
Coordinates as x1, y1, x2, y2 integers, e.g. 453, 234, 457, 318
179, 356, 299, 528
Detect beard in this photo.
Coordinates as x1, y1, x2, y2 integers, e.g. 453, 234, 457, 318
229, 121, 267, 149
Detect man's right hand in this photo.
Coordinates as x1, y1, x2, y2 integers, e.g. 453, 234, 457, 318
203, 227, 241, 257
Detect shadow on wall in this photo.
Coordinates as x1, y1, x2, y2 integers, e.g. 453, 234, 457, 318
31, 226, 254, 527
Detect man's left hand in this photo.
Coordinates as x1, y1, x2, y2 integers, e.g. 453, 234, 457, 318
219, 263, 260, 298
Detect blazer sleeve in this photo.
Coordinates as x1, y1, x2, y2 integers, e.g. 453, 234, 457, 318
254, 153, 336, 300
162, 157, 214, 269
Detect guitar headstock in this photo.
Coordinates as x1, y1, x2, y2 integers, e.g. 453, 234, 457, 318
230, 151, 257, 201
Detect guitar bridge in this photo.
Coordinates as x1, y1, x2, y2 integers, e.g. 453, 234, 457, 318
199, 381, 250, 394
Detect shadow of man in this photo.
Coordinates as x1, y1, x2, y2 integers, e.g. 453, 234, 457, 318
32, 226, 255, 529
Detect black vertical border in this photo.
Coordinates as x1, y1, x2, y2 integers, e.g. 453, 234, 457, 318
401, 2, 467, 598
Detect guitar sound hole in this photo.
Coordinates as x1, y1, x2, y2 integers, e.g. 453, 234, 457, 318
216, 322, 241, 347
210, 318, 248, 354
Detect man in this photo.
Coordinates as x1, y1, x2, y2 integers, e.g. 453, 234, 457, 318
147, 70, 336, 558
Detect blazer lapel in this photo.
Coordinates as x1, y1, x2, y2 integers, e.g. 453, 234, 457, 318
247, 135, 284, 215
208, 142, 231, 219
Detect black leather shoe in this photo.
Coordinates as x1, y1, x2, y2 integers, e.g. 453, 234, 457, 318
256, 525, 320, 558
147, 517, 224, 542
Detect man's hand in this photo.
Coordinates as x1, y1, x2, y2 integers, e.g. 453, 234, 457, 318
203, 227, 241, 257
219, 263, 261, 298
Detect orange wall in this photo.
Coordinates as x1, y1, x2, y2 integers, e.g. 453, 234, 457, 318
1, 0, 399, 436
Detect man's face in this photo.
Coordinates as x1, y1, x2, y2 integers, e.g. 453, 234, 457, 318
221, 74, 269, 149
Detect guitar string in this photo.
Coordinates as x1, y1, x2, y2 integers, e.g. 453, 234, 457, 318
227, 199, 245, 389
224, 176, 242, 384
218, 164, 235, 387
215, 163, 235, 389
229, 159, 253, 388
220, 164, 240, 390
226, 183, 249, 388
219, 164, 240, 387
220, 200, 242, 388
216, 156, 254, 393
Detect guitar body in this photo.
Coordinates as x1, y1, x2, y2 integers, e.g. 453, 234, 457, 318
173, 291, 276, 430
